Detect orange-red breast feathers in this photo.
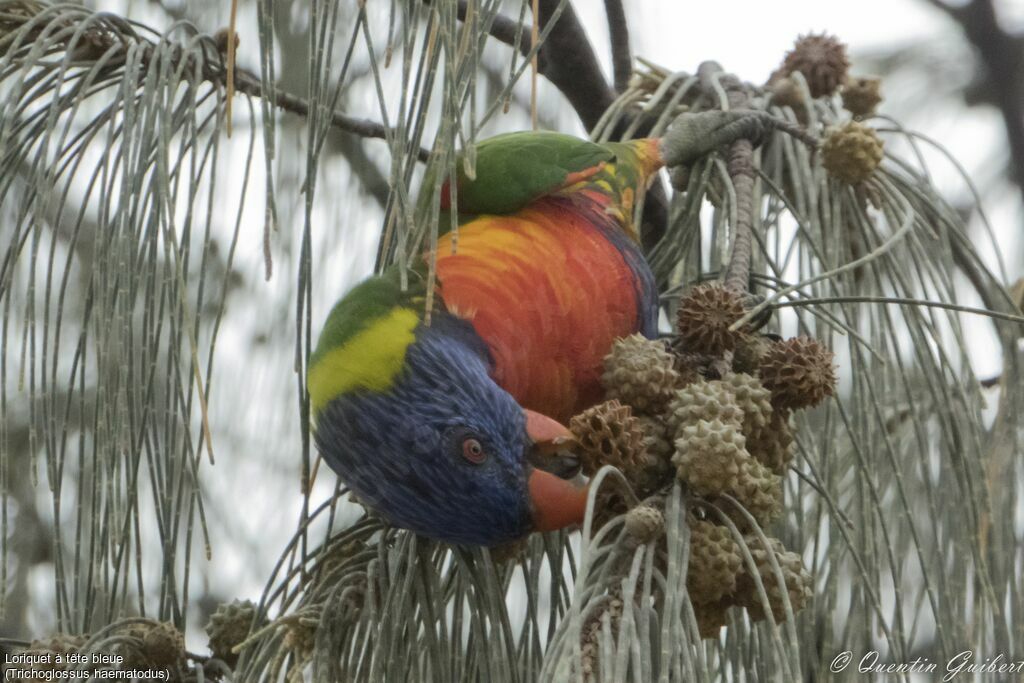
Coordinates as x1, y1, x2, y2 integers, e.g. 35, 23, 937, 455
435, 195, 656, 423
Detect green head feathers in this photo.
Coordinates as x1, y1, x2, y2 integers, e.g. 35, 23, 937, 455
307, 275, 420, 415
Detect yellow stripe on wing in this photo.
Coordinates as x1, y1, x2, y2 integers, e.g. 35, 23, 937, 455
307, 307, 419, 414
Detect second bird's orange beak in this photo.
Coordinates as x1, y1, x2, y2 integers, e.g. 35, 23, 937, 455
523, 409, 589, 532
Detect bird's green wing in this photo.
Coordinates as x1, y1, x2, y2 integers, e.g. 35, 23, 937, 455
451, 131, 615, 215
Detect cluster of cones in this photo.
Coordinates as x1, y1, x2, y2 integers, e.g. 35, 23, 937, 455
570, 282, 836, 639
768, 33, 886, 185
14, 602, 261, 681
15, 622, 186, 681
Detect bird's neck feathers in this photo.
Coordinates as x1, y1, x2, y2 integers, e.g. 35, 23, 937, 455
307, 304, 419, 417
308, 295, 494, 418
560, 138, 663, 242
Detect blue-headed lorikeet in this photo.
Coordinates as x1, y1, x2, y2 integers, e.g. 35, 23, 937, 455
308, 131, 667, 546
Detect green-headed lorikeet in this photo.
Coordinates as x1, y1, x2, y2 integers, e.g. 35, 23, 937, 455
308, 131, 666, 546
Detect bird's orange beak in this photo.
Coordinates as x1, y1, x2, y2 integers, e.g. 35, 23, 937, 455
524, 410, 589, 532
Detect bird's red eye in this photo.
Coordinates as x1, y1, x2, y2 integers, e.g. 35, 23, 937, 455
461, 438, 486, 464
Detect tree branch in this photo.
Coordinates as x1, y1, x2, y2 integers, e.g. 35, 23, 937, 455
710, 66, 757, 294
0, 6, 427, 162
444, 0, 616, 132
449, 0, 528, 54
925, 0, 1024, 189
230, 69, 430, 162
603, 0, 632, 93
534, 0, 615, 132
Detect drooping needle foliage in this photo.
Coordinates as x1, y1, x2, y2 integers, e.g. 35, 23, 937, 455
1, 1, 1021, 682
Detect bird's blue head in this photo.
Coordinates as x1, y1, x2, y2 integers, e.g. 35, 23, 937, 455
310, 312, 586, 546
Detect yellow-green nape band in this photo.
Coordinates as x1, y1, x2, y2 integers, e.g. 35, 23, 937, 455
307, 307, 419, 414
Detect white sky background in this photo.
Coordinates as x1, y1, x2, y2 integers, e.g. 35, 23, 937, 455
22, 0, 1023, 649
632, 1, 945, 82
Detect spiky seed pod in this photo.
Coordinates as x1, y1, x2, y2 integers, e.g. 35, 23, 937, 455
673, 419, 749, 496
625, 504, 665, 543
747, 409, 795, 474
630, 417, 675, 494
842, 76, 882, 117
821, 122, 884, 185
602, 334, 682, 414
769, 75, 804, 110
674, 350, 730, 384
687, 519, 743, 604
27, 633, 86, 656
677, 284, 746, 356
693, 598, 731, 639
114, 623, 155, 670
737, 537, 813, 622
23, 634, 86, 676
731, 334, 772, 375
759, 336, 837, 409
636, 416, 671, 461
675, 356, 700, 387
720, 372, 773, 438
672, 351, 705, 386
667, 380, 743, 437
729, 459, 784, 528
768, 76, 810, 125
628, 452, 674, 497
207, 599, 262, 666
778, 33, 849, 98
142, 621, 186, 668
570, 399, 646, 476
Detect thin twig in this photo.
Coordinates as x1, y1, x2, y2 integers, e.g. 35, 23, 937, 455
531, 0, 539, 129
225, 0, 237, 136
925, 0, 1024, 192
437, 0, 530, 55
772, 295, 1024, 325
534, 0, 615, 131
603, 0, 631, 93
789, 466, 854, 531
230, 70, 430, 162
438, 0, 615, 130
1, 7, 429, 160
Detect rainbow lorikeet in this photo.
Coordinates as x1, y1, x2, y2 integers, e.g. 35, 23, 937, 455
308, 131, 666, 546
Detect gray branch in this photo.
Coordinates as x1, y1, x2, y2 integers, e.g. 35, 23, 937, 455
603, 0, 632, 93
